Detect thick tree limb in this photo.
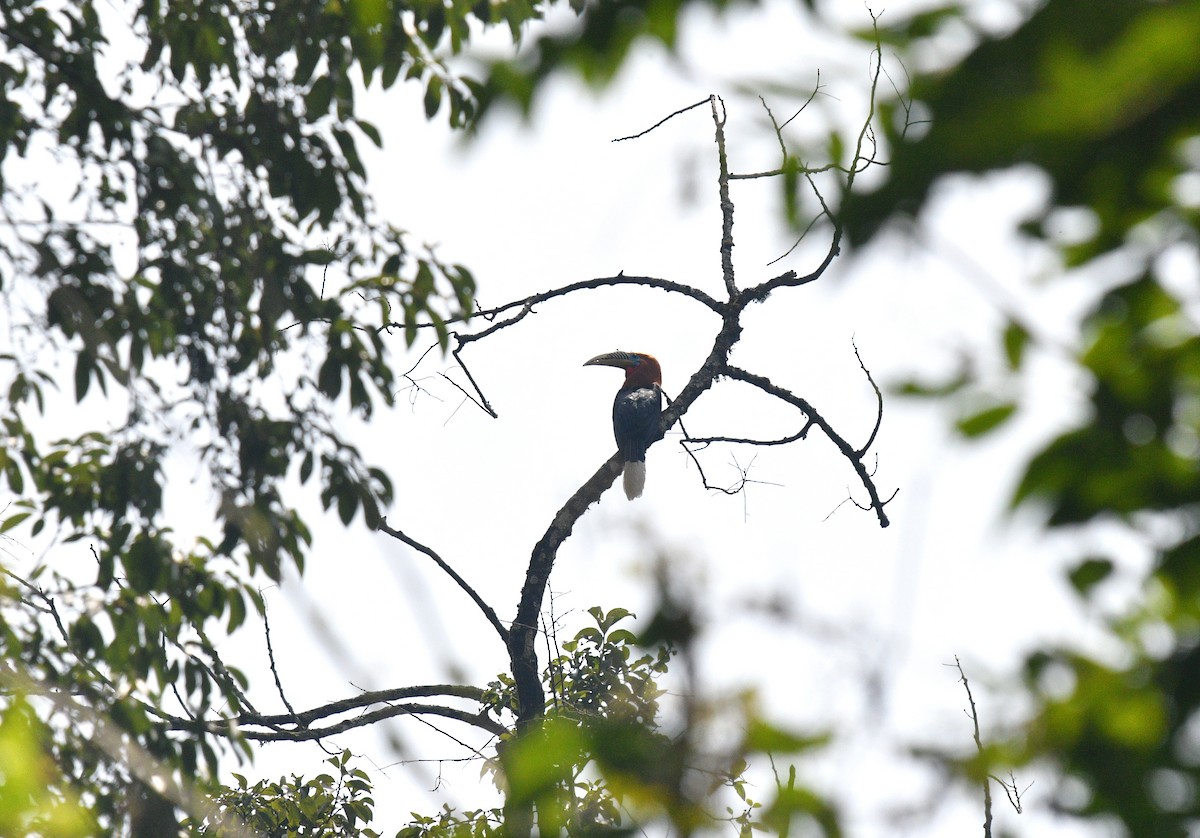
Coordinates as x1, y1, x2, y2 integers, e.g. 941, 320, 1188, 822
508, 309, 746, 725
509, 455, 624, 725
165, 683, 506, 740
711, 95, 738, 297
183, 702, 505, 742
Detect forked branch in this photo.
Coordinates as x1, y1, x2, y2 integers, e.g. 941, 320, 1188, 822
387, 89, 895, 740
162, 683, 506, 741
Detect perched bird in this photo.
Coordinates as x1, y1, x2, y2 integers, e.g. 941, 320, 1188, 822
584, 351, 663, 500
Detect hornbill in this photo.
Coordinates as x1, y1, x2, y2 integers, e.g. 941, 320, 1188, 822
584, 351, 663, 500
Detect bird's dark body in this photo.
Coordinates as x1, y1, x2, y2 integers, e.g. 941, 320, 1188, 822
584, 350, 663, 499
613, 385, 662, 463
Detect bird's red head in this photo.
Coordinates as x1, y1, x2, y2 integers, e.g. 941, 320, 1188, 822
583, 351, 662, 388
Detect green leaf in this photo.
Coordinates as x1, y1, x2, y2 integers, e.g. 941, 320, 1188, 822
892, 369, 971, 398
122, 533, 165, 593
306, 75, 334, 116
743, 720, 830, 755
1003, 320, 1030, 370
596, 606, 633, 632
356, 118, 383, 147
317, 356, 343, 399
955, 402, 1017, 437
0, 511, 32, 534
1067, 557, 1115, 599
424, 75, 443, 119
73, 351, 92, 401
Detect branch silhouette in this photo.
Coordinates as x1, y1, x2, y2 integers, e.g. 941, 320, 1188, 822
379, 90, 896, 805
162, 683, 505, 740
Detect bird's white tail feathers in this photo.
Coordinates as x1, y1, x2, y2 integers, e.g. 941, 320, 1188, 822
623, 461, 646, 500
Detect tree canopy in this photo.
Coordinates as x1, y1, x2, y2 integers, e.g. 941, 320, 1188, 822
2, 0, 1199, 835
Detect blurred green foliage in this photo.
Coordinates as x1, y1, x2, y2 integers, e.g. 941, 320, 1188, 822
450, 607, 838, 838
849, 0, 1200, 832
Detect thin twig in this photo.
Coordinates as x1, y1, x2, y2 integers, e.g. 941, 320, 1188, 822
949, 656, 992, 838
612, 97, 711, 142
684, 421, 814, 447
378, 519, 509, 643
262, 594, 300, 722
723, 364, 891, 527
853, 338, 884, 456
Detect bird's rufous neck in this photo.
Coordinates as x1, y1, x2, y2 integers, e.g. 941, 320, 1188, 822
625, 356, 662, 388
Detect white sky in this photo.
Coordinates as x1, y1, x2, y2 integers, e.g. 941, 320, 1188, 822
222, 3, 1153, 836
0, 1, 1157, 836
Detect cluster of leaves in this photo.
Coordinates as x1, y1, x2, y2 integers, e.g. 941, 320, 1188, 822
190, 750, 377, 837
0, 532, 275, 833
0, 0, 500, 583
0, 0, 579, 830
479, 606, 839, 837
846, 0, 1200, 832
546, 606, 671, 725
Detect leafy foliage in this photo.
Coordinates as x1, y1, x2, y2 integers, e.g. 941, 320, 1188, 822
483, 607, 839, 838
849, 0, 1200, 832
0, 0, 560, 830
191, 750, 379, 837
0, 695, 96, 837
15, 0, 1192, 832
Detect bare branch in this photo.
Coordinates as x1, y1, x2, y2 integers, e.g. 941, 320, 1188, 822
845, 11, 887, 199
407, 273, 724, 334
678, 442, 743, 496
767, 212, 827, 268
456, 301, 536, 344
612, 97, 711, 142
427, 276, 726, 419
442, 356, 498, 418
509, 454, 625, 725
722, 364, 891, 528
379, 520, 509, 643
729, 162, 841, 180
435, 305, 541, 418
165, 683, 506, 741
740, 257, 827, 303
949, 656, 993, 838
710, 95, 738, 297
853, 338, 884, 456
235, 702, 504, 742
684, 421, 814, 448
992, 771, 1030, 814
397, 342, 445, 403
262, 595, 300, 723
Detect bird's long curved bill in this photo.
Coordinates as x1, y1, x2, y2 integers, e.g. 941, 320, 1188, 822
584, 351, 638, 368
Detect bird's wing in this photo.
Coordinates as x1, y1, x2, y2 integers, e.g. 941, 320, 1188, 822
613, 386, 662, 462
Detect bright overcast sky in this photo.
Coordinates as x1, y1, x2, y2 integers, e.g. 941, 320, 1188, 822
210, 2, 1136, 835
